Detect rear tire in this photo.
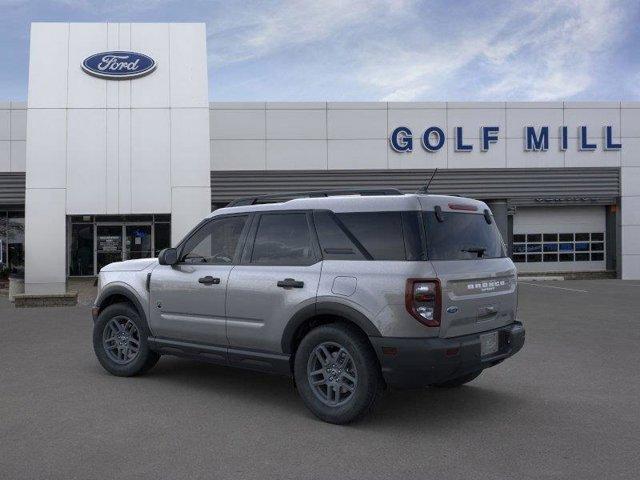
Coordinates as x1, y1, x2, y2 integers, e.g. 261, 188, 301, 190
430, 369, 483, 388
294, 323, 382, 424
93, 303, 160, 377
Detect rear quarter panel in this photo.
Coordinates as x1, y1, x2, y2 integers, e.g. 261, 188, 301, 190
318, 260, 441, 338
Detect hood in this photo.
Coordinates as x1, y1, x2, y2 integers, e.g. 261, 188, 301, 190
100, 258, 158, 272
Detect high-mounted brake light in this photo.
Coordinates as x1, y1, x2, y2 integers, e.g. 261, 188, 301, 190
405, 279, 441, 327
448, 203, 478, 211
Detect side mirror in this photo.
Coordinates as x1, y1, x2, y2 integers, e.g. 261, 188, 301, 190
158, 248, 178, 266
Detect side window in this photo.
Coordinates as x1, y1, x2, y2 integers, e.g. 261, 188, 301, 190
181, 216, 248, 264
313, 211, 365, 260
251, 213, 315, 265
335, 212, 406, 260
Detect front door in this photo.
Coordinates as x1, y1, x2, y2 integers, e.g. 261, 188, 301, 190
96, 225, 123, 272
148, 214, 250, 346
226, 212, 322, 354
125, 225, 152, 260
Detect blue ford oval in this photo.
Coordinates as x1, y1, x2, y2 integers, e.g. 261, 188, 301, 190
82, 51, 156, 79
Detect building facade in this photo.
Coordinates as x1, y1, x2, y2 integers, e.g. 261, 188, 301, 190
0, 22, 639, 294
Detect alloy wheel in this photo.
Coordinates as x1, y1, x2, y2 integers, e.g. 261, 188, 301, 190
307, 341, 358, 407
102, 316, 141, 365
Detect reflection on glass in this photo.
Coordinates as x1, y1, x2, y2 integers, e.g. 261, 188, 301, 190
512, 244, 526, 253
154, 223, 171, 256
7, 212, 24, 274
125, 225, 152, 260
70, 224, 94, 276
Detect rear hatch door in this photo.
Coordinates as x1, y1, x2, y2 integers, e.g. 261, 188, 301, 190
421, 205, 517, 338
431, 258, 517, 337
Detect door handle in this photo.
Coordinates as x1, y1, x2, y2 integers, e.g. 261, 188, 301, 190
198, 276, 221, 285
277, 278, 304, 289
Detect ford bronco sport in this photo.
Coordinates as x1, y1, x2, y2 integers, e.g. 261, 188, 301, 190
92, 189, 525, 424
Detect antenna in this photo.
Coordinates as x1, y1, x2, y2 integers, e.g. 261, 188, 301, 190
416, 168, 438, 194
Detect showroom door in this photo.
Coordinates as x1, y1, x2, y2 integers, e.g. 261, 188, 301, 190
96, 225, 123, 272
125, 225, 152, 260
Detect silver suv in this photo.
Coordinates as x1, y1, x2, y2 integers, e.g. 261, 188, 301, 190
92, 189, 525, 424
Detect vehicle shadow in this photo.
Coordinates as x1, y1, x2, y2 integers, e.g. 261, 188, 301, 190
125, 355, 528, 428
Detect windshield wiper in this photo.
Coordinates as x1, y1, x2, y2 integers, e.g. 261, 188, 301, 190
461, 247, 486, 258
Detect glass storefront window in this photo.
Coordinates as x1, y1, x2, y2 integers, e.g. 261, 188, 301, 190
68, 215, 171, 276
0, 212, 7, 278
69, 224, 94, 276
125, 225, 152, 260
154, 223, 171, 256
7, 212, 25, 275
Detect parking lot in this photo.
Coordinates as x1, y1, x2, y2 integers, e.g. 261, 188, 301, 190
1, 280, 639, 480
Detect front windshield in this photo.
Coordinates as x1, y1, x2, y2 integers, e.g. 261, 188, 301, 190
424, 211, 506, 260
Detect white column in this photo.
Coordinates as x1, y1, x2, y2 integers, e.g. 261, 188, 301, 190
620, 166, 640, 279
620, 104, 640, 279
25, 189, 66, 294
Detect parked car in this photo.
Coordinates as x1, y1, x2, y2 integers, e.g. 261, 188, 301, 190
92, 189, 525, 424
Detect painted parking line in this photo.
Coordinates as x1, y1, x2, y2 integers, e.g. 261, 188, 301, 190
519, 282, 589, 293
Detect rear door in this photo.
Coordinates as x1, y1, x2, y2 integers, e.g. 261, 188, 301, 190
226, 211, 322, 354
423, 209, 517, 338
148, 214, 250, 346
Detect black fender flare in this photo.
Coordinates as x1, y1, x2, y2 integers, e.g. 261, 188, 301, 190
94, 284, 148, 326
281, 301, 382, 354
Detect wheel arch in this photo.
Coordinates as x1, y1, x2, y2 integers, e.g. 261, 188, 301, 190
281, 301, 382, 356
94, 284, 148, 327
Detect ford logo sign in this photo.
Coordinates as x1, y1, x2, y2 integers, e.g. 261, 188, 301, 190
82, 51, 156, 80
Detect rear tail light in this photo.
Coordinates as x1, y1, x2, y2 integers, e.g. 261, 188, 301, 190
405, 279, 441, 327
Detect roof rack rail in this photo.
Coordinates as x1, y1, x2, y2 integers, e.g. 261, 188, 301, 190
227, 188, 404, 207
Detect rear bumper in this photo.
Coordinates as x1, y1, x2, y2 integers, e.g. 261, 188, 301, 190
370, 321, 525, 389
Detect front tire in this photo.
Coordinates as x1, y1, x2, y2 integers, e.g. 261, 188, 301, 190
93, 303, 160, 377
294, 323, 382, 424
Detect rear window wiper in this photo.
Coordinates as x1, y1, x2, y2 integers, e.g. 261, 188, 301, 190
461, 247, 486, 258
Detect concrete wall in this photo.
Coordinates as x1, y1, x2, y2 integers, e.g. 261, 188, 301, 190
0, 101, 26, 172
209, 101, 640, 279
209, 101, 632, 170
25, 23, 210, 294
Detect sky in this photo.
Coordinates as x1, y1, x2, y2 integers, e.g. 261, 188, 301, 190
0, 0, 639, 102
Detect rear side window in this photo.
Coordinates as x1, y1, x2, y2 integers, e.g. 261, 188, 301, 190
424, 211, 506, 260
250, 213, 315, 265
313, 211, 366, 260
335, 212, 407, 261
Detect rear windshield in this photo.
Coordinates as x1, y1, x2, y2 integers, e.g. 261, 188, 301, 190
424, 211, 506, 260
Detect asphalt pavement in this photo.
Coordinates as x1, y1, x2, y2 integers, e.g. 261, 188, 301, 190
1, 280, 639, 479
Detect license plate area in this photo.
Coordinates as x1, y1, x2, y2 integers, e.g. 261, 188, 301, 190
480, 331, 499, 356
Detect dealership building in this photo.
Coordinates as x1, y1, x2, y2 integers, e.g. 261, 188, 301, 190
1, 22, 640, 295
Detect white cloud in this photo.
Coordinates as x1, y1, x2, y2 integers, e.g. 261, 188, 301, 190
208, 0, 413, 66
356, 0, 627, 101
